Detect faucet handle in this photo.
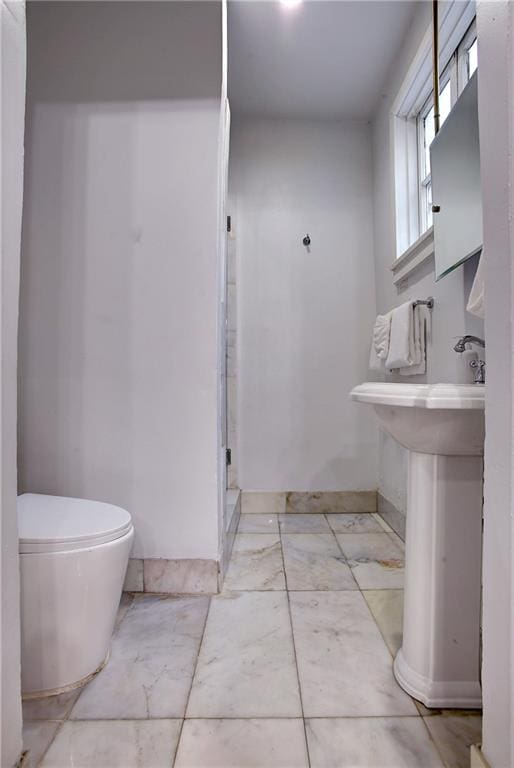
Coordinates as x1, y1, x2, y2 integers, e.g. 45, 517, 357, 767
470, 359, 486, 384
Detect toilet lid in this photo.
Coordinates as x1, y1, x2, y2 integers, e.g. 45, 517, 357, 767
18, 494, 133, 554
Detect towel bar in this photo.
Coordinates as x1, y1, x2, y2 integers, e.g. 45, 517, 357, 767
413, 297, 434, 309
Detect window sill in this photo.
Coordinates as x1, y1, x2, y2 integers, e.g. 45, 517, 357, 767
391, 226, 434, 285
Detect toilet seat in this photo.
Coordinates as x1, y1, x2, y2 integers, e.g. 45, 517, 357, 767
18, 493, 133, 554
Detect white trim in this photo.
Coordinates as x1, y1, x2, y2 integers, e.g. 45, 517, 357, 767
458, 17, 478, 90
391, 0, 476, 259
392, 113, 419, 255
216, 2, 230, 563
391, 227, 434, 285
392, 0, 476, 119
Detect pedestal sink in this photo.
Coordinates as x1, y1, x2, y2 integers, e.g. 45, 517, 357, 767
350, 383, 485, 709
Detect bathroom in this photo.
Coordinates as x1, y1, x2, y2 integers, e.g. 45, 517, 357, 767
2, 0, 513, 766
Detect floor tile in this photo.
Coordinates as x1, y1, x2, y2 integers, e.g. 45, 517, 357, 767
70, 595, 209, 719
424, 715, 482, 768
23, 690, 81, 722
289, 591, 416, 716
326, 512, 383, 534
335, 532, 404, 589
242, 492, 286, 515
223, 534, 285, 591
23, 721, 60, 766
278, 513, 331, 533
362, 589, 404, 656
175, 719, 309, 768
187, 591, 302, 717
281, 534, 357, 591
306, 717, 444, 767
238, 514, 279, 533
40, 720, 181, 767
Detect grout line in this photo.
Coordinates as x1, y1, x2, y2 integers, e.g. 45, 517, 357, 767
419, 714, 452, 768
28, 713, 462, 722
360, 589, 402, 662
330, 527, 360, 591
278, 524, 311, 768
33, 719, 66, 767
173, 595, 213, 767
385, 530, 406, 553
325, 513, 337, 535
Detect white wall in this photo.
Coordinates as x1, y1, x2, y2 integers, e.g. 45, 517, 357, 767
1, 1, 25, 764
230, 117, 378, 491
372, 2, 485, 517
19, 2, 223, 560
476, 3, 514, 765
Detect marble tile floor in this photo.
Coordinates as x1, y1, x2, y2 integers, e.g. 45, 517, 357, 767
23, 509, 481, 768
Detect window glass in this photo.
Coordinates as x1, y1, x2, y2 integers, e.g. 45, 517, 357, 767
467, 38, 478, 78
423, 104, 435, 176
439, 80, 452, 126
423, 79, 451, 178
427, 181, 433, 228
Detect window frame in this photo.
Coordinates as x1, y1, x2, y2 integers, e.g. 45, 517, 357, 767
417, 63, 456, 234
457, 19, 478, 90
416, 18, 477, 237
390, 1, 477, 273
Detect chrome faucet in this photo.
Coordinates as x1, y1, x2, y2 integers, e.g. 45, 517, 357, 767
453, 335, 486, 384
453, 335, 485, 353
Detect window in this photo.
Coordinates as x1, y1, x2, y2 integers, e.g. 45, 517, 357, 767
391, 3, 477, 266
417, 20, 477, 234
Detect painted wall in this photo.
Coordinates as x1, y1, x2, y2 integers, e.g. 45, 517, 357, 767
476, 3, 514, 765
371, 2, 485, 518
1, 1, 25, 764
19, 1, 223, 560
230, 117, 378, 492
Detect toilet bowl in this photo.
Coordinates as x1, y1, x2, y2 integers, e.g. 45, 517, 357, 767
18, 493, 134, 697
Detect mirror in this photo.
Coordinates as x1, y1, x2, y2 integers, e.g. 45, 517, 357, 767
431, 72, 482, 280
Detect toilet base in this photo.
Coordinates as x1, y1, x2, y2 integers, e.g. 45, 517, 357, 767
20, 527, 133, 696
21, 649, 110, 701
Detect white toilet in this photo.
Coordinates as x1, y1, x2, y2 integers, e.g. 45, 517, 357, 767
18, 493, 134, 697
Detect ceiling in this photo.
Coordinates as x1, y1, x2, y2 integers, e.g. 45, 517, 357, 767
228, 0, 419, 120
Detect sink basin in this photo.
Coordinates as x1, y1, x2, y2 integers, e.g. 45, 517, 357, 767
350, 382, 484, 709
350, 383, 485, 455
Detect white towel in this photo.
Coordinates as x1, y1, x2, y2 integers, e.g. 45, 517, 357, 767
385, 301, 430, 375
467, 251, 485, 319
369, 312, 392, 371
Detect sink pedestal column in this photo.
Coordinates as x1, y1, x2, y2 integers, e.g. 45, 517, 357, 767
393, 451, 483, 709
